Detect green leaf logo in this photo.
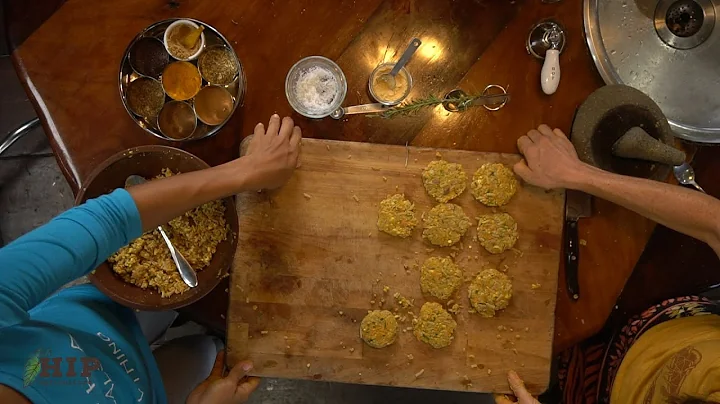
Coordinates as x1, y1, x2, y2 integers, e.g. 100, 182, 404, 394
23, 353, 41, 387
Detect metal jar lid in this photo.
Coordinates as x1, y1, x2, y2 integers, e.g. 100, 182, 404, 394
584, 0, 720, 143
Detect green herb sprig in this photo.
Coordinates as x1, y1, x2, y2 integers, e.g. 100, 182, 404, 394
374, 93, 498, 119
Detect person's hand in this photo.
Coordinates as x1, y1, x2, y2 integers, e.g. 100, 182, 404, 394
494, 370, 541, 404
241, 114, 302, 191
186, 351, 260, 404
514, 124, 588, 190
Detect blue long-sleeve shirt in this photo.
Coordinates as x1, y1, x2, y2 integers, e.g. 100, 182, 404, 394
0, 189, 166, 403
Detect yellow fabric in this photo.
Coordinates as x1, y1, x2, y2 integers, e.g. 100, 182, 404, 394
611, 315, 720, 404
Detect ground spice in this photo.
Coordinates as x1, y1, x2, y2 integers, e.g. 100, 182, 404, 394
194, 86, 234, 125
371, 64, 410, 103
199, 46, 238, 85
158, 101, 196, 140
166, 22, 203, 60
126, 77, 165, 118
162, 61, 201, 101
129, 37, 169, 78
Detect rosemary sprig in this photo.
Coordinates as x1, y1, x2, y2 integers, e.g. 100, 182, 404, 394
377, 94, 444, 118
375, 93, 492, 119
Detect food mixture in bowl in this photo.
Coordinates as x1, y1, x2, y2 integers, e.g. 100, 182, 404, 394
108, 169, 228, 297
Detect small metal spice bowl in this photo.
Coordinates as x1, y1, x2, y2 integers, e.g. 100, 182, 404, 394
128, 37, 169, 79
158, 101, 197, 141
161, 61, 202, 101
194, 85, 235, 126
198, 45, 239, 86
125, 77, 165, 119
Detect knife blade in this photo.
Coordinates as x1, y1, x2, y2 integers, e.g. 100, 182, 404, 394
565, 189, 592, 301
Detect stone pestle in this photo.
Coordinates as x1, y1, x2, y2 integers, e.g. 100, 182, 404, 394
611, 127, 685, 166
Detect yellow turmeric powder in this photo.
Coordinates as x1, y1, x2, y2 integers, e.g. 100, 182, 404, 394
161, 61, 201, 101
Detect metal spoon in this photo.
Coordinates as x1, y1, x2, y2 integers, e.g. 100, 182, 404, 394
378, 38, 422, 89
673, 162, 706, 193
330, 103, 387, 119
125, 175, 199, 288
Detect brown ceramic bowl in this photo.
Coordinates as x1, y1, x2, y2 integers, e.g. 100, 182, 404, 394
75, 145, 238, 310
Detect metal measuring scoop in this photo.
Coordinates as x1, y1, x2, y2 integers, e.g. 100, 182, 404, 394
378, 38, 422, 89
442, 85, 510, 112
125, 175, 199, 288
330, 103, 387, 119
673, 162, 706, 193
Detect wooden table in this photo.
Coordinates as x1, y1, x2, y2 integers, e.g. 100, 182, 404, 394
9, 0, 659, 353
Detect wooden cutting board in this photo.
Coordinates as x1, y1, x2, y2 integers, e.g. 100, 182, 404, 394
226, 139, 564, 394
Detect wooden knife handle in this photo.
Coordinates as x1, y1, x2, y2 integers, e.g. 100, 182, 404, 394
565, 219, 580, 300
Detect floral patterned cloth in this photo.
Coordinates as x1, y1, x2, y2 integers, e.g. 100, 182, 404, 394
558, 296, 720, 404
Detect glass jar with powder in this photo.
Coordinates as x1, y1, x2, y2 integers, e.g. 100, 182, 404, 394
285, 56, 347, 118
369, 62, 413, 106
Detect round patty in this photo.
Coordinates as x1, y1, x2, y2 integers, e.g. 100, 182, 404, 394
468, 268, 513, 318
476, 213, 519, 254
420, 257, 463, 301
413, 302, 457, 348
377, 194, 418, 238
471, 163, 518, 207
422, 160, 467, 203
360, 310, 399, 348
422, 203, 472, 247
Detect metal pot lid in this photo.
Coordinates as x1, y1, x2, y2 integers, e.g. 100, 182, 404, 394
584, 0, 720, 143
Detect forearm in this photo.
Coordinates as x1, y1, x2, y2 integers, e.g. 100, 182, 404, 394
128, 158, 252, 232
569, 163, 720, 255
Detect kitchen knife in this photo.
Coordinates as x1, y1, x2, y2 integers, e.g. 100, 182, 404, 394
565, 189, 592, 300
